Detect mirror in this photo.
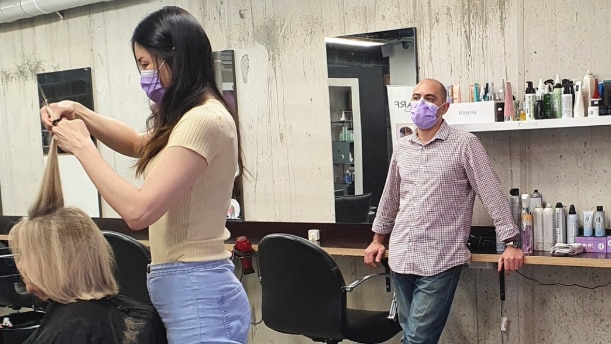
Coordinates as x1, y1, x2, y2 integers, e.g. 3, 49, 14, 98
325, 28, 418, 223
213, 50, 244, 220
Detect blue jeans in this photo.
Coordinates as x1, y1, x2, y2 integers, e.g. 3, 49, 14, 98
147, 259, 251, 344
392, 264, 464, 344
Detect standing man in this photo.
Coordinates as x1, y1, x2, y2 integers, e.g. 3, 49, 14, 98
364, 79, 523, 344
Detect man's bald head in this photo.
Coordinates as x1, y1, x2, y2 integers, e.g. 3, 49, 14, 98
415, 79, 447, 103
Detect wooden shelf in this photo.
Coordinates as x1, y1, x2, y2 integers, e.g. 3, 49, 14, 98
2, 234, 608, 268
451, 116, 611, 132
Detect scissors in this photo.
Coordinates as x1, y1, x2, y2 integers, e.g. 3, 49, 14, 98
38, 84, 62, 126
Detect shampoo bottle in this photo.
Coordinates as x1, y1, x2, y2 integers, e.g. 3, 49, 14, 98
566, 205, 578, 244
533, 204, 544, 251
554, 202, 566, 244
594, 206, 605, 237
543, 203, 555, 251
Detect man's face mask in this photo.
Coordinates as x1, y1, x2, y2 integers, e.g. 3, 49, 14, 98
410, 98, 442, 129
140, 61, 166, 104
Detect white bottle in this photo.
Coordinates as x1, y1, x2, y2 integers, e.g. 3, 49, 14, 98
530, 189, 542, 211
582, 70, 596, 112
543, 204, 555, 251
573, 82, 585, 118
533, 205, 544, 251
566, 205, 578, 244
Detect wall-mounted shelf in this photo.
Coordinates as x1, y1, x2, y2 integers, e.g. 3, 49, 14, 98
451, 116, 611, 132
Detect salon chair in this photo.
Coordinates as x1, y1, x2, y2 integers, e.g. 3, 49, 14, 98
0, 243, 44, 344
258, 233, 401, 344
102, 231, 151, 304
334, 193, 372, 223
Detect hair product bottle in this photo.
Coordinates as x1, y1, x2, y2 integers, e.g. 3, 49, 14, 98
573, 82, 585, 118
561, 80, 573, 118
530, 189, 542, 210
524, 81, 536, 120
501, 188, 522, 252
534, 79, 545, 120
503, 81, 514, 122
533, 204, 544, 251
552, 75, 563, 118
566, 205, 578, 244
521, 194, 533, 254
554, 202, 566, 244
543, 204, 555, 250
582, 70, 596, 110
594, 206, 605, 237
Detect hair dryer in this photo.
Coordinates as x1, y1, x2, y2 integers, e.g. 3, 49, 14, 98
233, 236, 255, 275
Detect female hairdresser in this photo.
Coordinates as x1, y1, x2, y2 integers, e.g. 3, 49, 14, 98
40, 6, 250, 344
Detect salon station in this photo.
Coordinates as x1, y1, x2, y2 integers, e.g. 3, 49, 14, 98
0, 1, 610, 343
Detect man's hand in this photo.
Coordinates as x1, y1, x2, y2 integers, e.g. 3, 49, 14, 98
498, 246, 524, 272
364, 241, 386, 268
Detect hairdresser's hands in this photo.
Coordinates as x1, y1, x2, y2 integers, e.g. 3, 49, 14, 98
40, 100, 81, 130
498, 247, 524, 272
364, 241, 386, 268
51, 119, 96, 155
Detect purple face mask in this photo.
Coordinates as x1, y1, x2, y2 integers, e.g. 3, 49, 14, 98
140, 69, 166, 104
410, 98, 441, 129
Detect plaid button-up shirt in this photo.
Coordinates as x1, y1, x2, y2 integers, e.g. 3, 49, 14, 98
372, 121, 518, 276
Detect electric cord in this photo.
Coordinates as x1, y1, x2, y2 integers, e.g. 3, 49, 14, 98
516, 270, 611, 289
500, 300, 505, 344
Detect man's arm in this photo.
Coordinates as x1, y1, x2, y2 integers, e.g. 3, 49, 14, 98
461, 136, 524, 272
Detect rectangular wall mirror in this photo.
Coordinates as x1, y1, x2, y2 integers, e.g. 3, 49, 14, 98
326, 28, 418, 223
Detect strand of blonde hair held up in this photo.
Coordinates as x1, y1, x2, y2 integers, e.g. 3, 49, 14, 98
28, 137, 63, 217
9, 137, 119, 304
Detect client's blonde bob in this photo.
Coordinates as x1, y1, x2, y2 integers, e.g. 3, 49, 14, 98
9, 138, 118, 303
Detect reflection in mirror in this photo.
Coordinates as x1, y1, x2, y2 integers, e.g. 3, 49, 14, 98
325, 28, 418, 223
213, 50, 244, 220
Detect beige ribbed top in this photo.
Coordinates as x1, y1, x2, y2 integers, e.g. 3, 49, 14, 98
146, 99, 237, 264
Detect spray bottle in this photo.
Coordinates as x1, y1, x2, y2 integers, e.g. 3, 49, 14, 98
533, 204, 544, 251
594, 206, 605, 237
520, 194, 533, 254
530, 189, 542, 211
554, 202, 567, 244
543, 80, 554, 119
573, 81, 585, 118
543, 203, 555, 251
566, 205, 578, 244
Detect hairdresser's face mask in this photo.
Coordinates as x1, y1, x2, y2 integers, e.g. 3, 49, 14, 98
410, 98, 442, 129
140, 61, 166, 104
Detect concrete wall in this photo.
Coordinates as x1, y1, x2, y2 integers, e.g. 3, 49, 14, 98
0, 0, 610, 343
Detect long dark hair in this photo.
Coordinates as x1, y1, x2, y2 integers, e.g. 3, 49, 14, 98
131, 6, 241, 176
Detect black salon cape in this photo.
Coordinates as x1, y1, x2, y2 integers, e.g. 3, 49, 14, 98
23, 295, 167, 344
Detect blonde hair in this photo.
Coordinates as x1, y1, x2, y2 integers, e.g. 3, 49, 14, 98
9, 138, 118, 303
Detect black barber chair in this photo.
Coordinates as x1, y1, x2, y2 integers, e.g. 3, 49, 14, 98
102, 231, 151, 304
258, 233, 401, 344
0, 243, 45, 344
334, 193, 372, 223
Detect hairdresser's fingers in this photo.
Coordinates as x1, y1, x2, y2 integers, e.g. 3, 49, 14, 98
51, 119, 93, 154
40, 106, 54, 131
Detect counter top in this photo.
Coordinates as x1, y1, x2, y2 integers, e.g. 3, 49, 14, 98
1, 216, 609, 268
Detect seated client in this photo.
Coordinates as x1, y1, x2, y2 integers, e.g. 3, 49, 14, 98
9, 139, 166, 344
